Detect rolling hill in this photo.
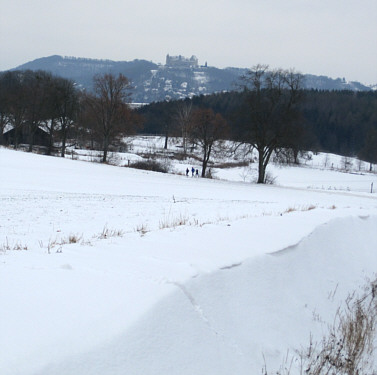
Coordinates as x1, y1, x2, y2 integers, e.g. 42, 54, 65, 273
10, 55, 373, 103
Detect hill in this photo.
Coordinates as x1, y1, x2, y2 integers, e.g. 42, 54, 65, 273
11, 55, 373, 103
1, 142, 377, 374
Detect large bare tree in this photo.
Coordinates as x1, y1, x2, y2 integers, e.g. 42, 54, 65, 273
2, 71, 28, 148
55, 77, 79, 157
85, 73, 132, 162
23, 70, 52, 152
190, 108, 229, 177
0, 73, 9, 145
240, 65, 304, 183
41, 76, 79, 156
173, 101, 193, 155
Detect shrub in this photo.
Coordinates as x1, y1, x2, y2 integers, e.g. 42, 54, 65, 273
135, 223, 149, 236
130, 159, 170, 173
215, 161, 249, 169
97, 226, 124, 239
0, 238, 28, 252
263, 277, 377, 375
159, 213, 189, 229
264, 171, 277, 184
300, 281, 377, 375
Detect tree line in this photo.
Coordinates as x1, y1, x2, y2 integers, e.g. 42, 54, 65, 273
1, 67, 376, 182
0, 69, 230, 177
138, 68, 377, 180
0, 70, 140, 162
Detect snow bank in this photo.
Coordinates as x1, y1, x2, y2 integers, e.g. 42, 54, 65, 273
33, 216, 377, 375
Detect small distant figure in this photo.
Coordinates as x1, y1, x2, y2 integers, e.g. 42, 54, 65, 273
191, 167, 195, 176
186, 167, 189, 176
195, 169, 199, 177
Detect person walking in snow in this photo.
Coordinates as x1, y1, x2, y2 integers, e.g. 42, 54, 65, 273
186, 167, 189, 176
195, 169, 199, 177
191, 167, 195, 176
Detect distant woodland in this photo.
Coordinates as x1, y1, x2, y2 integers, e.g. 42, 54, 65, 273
138, 89, 377, 162
1, 69, 376, 172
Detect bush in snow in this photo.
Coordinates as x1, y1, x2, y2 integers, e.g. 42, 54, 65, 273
264, 277, 377, 375
130, 159, 170, 173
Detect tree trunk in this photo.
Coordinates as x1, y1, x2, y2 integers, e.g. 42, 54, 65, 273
201, 160, 207, 177
47, 120, 55, 156
293, 148, 299, 164
201, 146, 207, 177
60, 124, 67, 157
47, 134, 53, 155
14, 126, 19, 149
102, 136, 109, 163
182, 132, 187, 155
27, 125, 34, 152
257, 149, 265, 183
61, 136, 66, 157
201, 144, 213, 178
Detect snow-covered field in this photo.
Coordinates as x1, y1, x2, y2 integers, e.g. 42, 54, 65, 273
1, 141, 377, 375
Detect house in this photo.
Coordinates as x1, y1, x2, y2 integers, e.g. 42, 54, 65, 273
3, 126, 50, 148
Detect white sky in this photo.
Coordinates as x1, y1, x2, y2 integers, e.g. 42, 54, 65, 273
1, 0, 376, 85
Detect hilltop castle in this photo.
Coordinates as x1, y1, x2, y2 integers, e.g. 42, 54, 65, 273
165, 54, 199, 68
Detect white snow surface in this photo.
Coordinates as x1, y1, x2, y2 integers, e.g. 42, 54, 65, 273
1, 146, 377, 375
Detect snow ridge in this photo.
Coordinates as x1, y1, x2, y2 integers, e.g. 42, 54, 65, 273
169, 281, 247, 360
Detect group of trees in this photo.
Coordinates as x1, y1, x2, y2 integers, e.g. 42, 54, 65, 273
237, 65, 304, 183
80, 73, 139, 162
1, 66, 376, 182
139, 65, 310, 182
139, 100, 229, 177
0, 70, 79, 156
0, 70, 139, 162
301, 90, 377, 167
139, 68, 377, 182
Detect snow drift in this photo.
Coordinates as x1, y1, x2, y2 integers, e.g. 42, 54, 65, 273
0, 147, 377, 375
30, 216, 377, 375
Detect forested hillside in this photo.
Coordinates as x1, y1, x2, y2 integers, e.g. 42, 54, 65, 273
11, 55, 373, 103
138, 90, 377, 161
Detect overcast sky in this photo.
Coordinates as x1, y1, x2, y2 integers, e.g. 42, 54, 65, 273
1, 0, 376, 85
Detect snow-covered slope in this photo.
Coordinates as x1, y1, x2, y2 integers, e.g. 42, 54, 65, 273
0, 147, 376, 375
35, 217, 377, 375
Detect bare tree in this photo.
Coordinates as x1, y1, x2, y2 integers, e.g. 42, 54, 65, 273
359, 127, 377, 172
40, 76, 79, 156
54, 77, 79, 157
240, 65, 304, 183
41, 78, 59, 155
173, 101, 193, 155
0, 73, 10, 144
78, 96, 100, 150
190, 108, 229, 177
4, 71, 30, 149
85, 73, 132, 162
23, 70, 52, 152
